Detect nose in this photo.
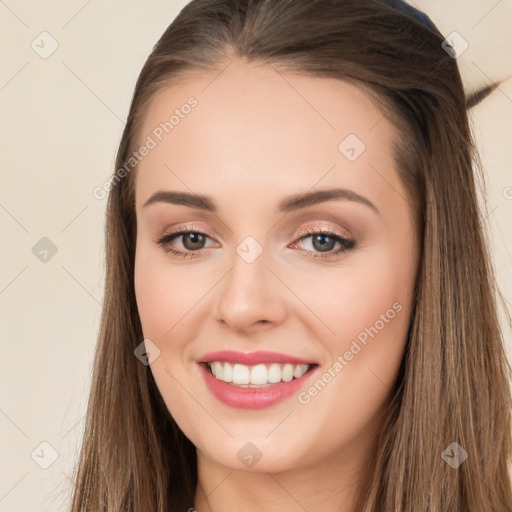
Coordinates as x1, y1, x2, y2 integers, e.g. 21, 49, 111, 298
213, 245, 287, 334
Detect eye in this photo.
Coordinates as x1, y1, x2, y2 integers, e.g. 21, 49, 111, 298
155, 225, 215, 259
291, 226, 356, 259
155, 225, 356, 259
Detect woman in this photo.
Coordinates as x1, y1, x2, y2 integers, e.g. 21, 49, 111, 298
70, 0, 512, 510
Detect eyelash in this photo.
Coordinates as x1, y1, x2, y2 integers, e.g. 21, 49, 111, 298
155, 224, 356, 260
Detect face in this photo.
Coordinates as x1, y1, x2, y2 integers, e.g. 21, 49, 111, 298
133, 58, 420, 475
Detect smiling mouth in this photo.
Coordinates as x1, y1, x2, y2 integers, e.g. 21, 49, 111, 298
202, 361, 318, 387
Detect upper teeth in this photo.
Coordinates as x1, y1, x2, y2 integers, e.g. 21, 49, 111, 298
208, 362, 310, 387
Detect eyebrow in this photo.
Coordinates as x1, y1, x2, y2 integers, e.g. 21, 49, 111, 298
142, 188, 380, 215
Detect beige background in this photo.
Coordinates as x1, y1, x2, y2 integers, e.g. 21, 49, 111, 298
0, 1, 511, 510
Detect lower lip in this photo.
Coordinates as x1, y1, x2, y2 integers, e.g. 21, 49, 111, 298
199, 363, 318, 409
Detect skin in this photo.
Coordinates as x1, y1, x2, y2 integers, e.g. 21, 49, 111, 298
133, 58, 421, 512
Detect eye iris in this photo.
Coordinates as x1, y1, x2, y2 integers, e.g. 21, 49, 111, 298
183, 233, 206, 250
312, 234, 335, 252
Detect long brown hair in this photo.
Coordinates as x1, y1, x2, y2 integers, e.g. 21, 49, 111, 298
69, 0, 512, 510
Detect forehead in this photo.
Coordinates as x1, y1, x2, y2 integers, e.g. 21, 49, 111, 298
134, 59, 406, 218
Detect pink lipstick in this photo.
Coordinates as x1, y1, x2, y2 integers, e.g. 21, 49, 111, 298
197, 350, 319, 409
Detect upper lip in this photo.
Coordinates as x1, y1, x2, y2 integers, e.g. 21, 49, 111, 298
198, 350, 317, 366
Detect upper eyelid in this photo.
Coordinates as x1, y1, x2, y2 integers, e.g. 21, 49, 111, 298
295, 225, 351, 239
158, 225, 216, 243
158, 224, 351, 241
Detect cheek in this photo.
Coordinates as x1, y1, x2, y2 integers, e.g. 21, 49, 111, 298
335, 260, 411, 344
290, 254, 414, 445
134, 249, 201, 424
133, 245, 215, 402
134, 245, 211, 340
288, 249, 413, 342
286, 247, 415, 398
134, 257, 173, 340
